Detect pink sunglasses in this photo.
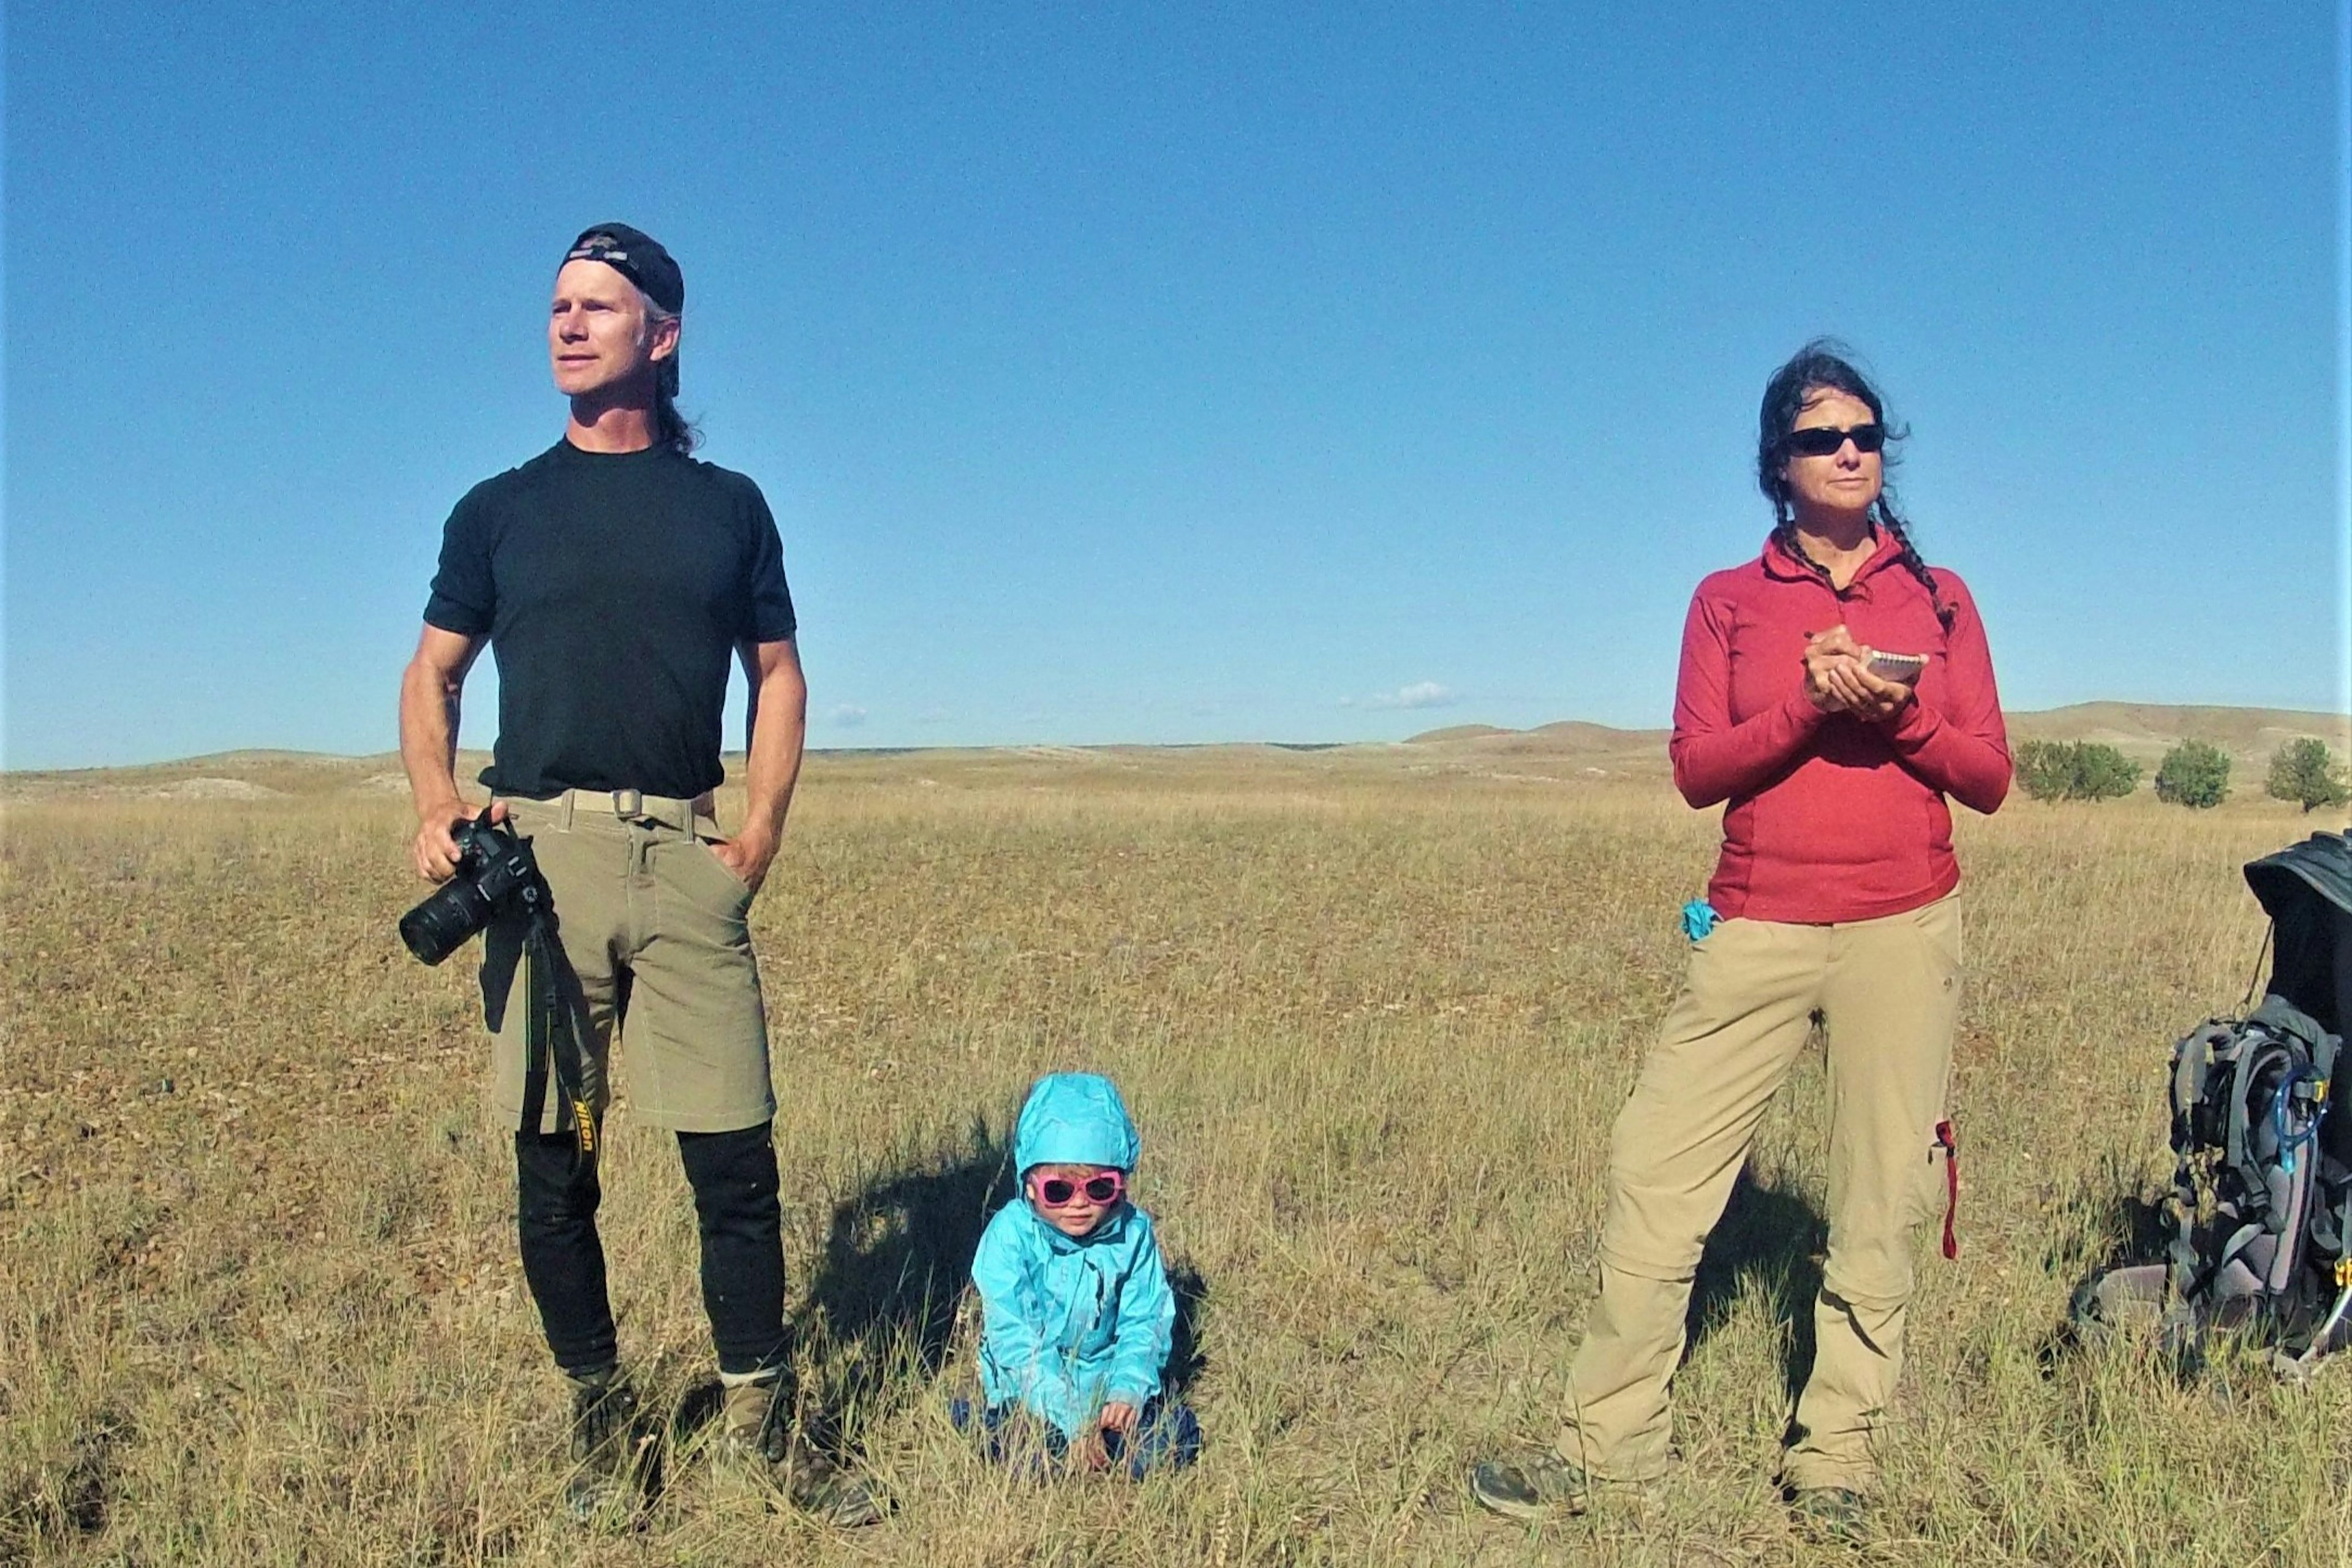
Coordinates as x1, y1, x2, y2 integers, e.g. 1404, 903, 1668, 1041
1029, 1170, 1125, 1208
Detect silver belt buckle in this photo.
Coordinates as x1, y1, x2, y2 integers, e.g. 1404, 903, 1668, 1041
611, 788, 644, 820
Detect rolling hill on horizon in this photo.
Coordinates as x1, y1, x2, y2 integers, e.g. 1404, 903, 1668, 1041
1406, 701, 2351, 765
2, 702, 2346, 802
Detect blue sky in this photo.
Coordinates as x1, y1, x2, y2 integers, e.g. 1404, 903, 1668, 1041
6, 4, 2347, 768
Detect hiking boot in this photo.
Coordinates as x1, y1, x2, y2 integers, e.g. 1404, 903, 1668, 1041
1789, 1486, 1868, 1544
562, 1370, 648, 1526
1468, 1451, 1589, 1520
713, 1379, 886, 1527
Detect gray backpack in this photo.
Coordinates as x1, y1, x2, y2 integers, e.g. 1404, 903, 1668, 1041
2076, 832, 2352, 1375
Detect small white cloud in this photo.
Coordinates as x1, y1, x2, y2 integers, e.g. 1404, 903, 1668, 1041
1362, 681, 1457, 710
828, 704, 869, 727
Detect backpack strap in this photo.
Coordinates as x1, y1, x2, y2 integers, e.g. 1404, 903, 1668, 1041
2304, 1028, 2346, 1261
2266, 1148, 2315, 1294
2169, 1022, 2230, 1305
2172, 1021, 2224, 1132
2187, 1221, 2269, 1306
2225, 1030, 2285, 1192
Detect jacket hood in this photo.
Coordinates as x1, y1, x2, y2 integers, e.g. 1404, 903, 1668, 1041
1013, 1072, 1141, 1174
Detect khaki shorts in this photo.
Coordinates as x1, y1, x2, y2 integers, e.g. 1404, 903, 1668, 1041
478, 790, 776, 1136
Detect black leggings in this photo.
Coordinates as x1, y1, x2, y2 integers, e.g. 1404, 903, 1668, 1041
516, 1121, 788, 1378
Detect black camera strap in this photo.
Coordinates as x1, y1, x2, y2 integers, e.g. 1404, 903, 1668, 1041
521, 908, 598, 1161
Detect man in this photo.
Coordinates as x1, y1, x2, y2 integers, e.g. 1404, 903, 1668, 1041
398, 223, 879, 1526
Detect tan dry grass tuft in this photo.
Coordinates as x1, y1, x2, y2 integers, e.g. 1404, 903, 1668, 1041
4, 762, 2349, 1565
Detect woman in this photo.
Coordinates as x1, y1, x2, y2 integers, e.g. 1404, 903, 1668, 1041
1472, 342, 2010, 1537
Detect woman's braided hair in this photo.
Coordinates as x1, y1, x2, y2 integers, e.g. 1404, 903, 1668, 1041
1755, 339, 1953, 631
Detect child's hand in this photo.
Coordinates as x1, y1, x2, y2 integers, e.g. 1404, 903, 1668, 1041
1100, 1402, 1140, 1438
1071, 1428, 1112, 1472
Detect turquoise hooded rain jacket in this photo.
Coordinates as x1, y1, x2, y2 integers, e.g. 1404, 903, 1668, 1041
971, 1072, 1175, 1436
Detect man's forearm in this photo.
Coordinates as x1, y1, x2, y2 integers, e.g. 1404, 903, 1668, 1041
739, 676, 806, 843
399, 657, 466, 816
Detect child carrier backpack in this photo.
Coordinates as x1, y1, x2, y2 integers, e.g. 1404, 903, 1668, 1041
2075, 831, 2352, 1374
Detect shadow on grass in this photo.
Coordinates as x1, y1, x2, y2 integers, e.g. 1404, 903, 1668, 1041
2037, 1175, 2174, 1378
1683, 1166, 1828, 1403
810, 1118, 1011, 1363
791, 1116, 1012, 1433
2052, 1171, 2173, 1284
1164, 1263, 1209, 1399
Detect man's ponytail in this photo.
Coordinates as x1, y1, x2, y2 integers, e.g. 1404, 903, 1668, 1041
654, 375, 699, 458
644, 299, 699, 456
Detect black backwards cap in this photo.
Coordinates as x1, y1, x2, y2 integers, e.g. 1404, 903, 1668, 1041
564, 222, 684, 312
563, 222, 684, 398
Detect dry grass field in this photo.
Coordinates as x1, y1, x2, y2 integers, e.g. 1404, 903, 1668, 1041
6, 737, 2351, 1566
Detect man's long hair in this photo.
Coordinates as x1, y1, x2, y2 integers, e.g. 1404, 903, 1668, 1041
640, 294, 701, 457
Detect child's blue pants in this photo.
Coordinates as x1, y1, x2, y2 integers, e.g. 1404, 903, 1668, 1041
950, 1397, 1202, 1479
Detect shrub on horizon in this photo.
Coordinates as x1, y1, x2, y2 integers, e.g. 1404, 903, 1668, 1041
2264, 737, 2352, 815
2014, 739, 2139, 802
2155, 740, 2232, 809
2071, 743, 2141, 801
2014, 740, 2075, 802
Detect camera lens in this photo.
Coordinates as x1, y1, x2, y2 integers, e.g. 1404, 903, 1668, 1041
399, 878, 497, 966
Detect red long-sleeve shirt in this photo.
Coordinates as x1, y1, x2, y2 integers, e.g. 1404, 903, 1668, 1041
1673, 533, 2010, 923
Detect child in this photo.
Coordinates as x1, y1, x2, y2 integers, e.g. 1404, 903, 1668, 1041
963, 1072, 1201, 1477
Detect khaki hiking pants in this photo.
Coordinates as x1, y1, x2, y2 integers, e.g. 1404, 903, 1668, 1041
1557, 895, 1962, 1494
479, 789, 777, 1136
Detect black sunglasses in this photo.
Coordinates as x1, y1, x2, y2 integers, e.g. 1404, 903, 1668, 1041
1782, 423, 1887, 458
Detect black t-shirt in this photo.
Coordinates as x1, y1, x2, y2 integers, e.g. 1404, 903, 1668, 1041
423, 440, 798, 799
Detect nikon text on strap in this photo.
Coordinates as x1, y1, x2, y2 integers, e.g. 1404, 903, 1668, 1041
519, 909, 598, 1159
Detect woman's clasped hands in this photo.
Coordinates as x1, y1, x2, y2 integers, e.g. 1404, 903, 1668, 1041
1803, 626, 1914, 723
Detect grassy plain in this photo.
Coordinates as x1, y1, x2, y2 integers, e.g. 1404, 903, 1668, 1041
4, 739, 2351, 1566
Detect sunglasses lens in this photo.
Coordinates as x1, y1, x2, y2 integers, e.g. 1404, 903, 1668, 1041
1083, 1175, 1121, 1203
1787, 424, 1885, 457
1039, 1179, 1076, 1205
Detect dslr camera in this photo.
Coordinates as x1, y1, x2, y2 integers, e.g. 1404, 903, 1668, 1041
399, 811, 545, 966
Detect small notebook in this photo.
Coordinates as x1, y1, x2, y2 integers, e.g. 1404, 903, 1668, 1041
1868, 651, 1927, 683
